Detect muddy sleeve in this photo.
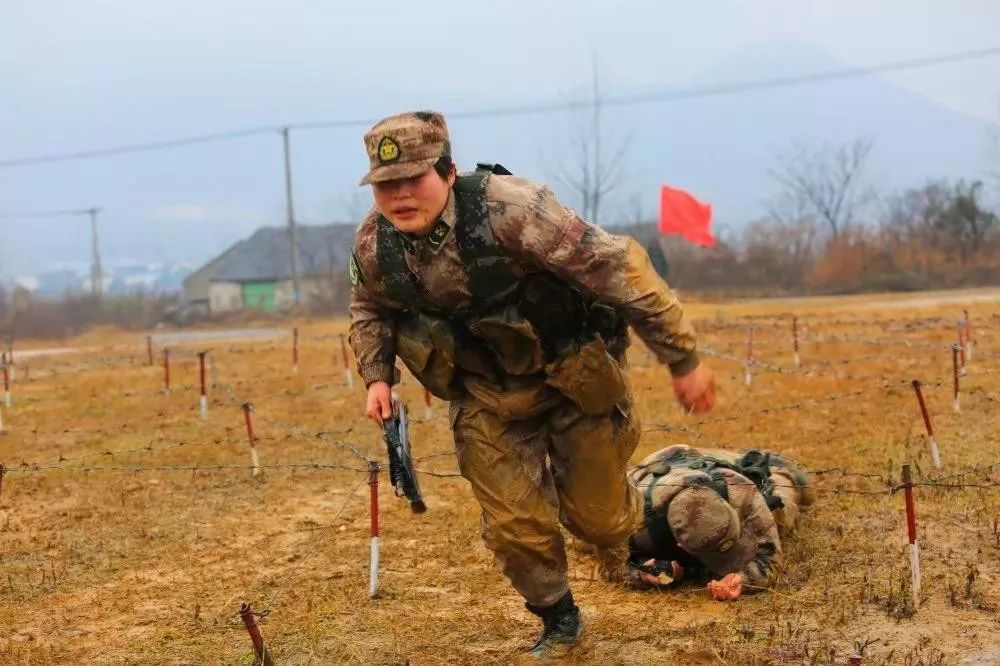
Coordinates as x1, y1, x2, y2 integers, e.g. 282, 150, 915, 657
490, 179, 699, 376
347, 222, 401, 387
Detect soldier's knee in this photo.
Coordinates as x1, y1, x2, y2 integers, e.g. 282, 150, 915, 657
480, 511, 559, 554
561, 504, 638, 547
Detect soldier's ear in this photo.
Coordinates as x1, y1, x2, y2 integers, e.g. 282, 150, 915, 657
446, 164, 457, 187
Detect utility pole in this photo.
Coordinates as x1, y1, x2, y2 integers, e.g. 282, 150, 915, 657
88, 207, 103, 298
281, 127, 302, 306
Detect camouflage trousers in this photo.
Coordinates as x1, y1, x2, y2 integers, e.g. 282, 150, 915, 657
451, 393, 643, 607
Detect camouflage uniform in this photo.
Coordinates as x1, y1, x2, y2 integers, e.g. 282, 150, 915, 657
349, 112, 701, 608
627, 444, 813, 590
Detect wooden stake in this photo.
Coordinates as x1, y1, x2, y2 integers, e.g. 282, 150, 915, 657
744, 327, 753, 387
911, 380, 941, 469
292, 327, 299, 375
242, 403, 260, 476
368, 460, 380, 598
901, 464, 921, 610
146, 335, 154, 366
238, 602, 274, 666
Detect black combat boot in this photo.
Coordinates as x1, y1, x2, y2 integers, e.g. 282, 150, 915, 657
524, 590, 583, 659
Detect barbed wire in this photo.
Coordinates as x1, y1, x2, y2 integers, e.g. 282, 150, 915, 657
4, 461, 369, 474
6, 454, 998, 498
217, 381, 369, 464
643, 378, 935, 433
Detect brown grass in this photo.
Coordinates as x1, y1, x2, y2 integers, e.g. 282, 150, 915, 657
1, 288, 999, 665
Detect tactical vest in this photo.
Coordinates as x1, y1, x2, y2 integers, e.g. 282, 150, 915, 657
631, 449, 786, 556
375, 164, 520, 319
375, 164, 629, 416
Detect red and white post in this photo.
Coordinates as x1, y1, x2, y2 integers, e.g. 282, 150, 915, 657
5, 347, 14, 382
963, 309, 973, 361
423, 387, 433, 420
368, 460, 380, 598
163, 348, 171, 395
951, 344, 961, 414
242, 403, 261, 476
2, 356, 10, 408
956, 322, 967, 376
901, 464, 921, 610
792, 316, 801, 367
237, 602, 274, 666
911, 380, 941, 469
744, 327, 754, 387
292, 327, 299, 375
340, 334, 354, 389
198, 351, 208, 419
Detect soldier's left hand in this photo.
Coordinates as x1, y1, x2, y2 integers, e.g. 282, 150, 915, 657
672, 363, 716, 413
707, 573, 743, 601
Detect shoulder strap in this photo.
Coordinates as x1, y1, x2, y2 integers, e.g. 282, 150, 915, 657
642, 475, 680, 555
453, 172, 519, 308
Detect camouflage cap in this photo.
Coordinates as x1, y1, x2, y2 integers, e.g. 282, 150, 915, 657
668, 486, 764, 576
667, 486, 740, 554
359, 111, 451, 185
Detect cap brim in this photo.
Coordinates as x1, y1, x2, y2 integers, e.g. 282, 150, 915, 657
359, 158, 438, 186
690, 526, 758, 577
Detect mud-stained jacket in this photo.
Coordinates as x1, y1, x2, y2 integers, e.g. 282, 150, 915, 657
628, 447, 783, 590
348, 174, 700, 403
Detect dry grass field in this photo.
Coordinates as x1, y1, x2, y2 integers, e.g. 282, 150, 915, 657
1, 287, 999, 665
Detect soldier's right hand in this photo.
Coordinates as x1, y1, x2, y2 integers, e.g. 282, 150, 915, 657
672, 363, 717, 413
366, 381, 393, 426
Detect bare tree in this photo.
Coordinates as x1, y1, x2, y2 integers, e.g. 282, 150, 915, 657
546, 56, 631, 227
768, 138, 875, 239
990, 103, 1000, 194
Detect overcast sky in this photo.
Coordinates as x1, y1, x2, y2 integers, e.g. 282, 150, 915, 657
1, 0, 999, 275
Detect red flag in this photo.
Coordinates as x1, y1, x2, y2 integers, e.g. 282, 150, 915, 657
658, 185, 715, 247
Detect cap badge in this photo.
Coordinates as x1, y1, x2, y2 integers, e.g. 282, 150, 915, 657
378, 136, 400, 163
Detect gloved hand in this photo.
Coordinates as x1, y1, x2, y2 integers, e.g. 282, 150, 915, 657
707, 572, 743, 601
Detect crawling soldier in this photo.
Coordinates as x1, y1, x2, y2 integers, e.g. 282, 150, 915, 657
624, 444, 813, 600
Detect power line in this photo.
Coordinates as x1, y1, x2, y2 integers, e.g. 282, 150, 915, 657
1, 45, 998, 170
0, 125, 281, 169
0, 208, 94, 219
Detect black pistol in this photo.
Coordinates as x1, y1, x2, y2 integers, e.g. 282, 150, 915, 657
382, 395, 427, 513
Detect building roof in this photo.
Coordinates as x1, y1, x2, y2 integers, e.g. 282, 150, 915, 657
210, 224, 358, 283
